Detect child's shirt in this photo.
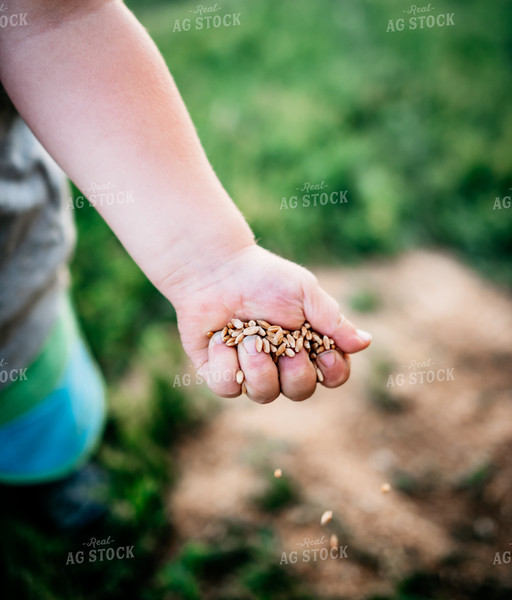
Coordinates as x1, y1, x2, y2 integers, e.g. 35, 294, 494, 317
0, 82, 75, 389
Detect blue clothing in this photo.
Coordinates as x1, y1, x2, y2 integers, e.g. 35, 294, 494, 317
0, 337, 106, 484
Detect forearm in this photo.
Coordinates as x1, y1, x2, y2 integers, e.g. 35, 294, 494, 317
0, 0, 254, 296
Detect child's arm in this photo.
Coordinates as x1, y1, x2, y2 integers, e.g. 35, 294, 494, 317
0, 0, 371, 403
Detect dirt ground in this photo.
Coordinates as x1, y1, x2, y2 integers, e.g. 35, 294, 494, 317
168, 250, 512, 599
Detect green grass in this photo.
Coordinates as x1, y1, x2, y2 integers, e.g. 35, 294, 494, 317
349, 288, 383, 313
253, 471, 300, 513
74, 0, 512, 383
154, 526, 314, 600
125, 0, 512, 281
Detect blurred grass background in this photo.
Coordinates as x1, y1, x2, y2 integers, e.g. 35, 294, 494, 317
72, 0, 512, 380
2, 0, 511, 599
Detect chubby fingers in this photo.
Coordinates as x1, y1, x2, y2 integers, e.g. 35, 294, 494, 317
205, 322, 357, 402
315, 349, 351, 388
237, 336, 280, 403
276, 348, 317, 401
204, 331, 241, 397
304, 284, 372, 354
206, 333, 281, 403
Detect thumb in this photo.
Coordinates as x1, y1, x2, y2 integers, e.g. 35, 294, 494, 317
303, 281, 372, 354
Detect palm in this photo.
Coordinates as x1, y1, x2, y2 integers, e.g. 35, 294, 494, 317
167, 245, 370, 402
174, 246, 310, 371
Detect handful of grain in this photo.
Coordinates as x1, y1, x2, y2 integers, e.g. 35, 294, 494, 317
206, 319, 337, 386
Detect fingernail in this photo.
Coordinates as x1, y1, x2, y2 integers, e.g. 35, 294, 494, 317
242, 335, 259, 355
356, 328, 372, 343
212, 332, 224, 344
317, 350, 337, 368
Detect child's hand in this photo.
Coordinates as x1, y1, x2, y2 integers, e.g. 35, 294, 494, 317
165, 245, 372, 404
0, 4, 370, 404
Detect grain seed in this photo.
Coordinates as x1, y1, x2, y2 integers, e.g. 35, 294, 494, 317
243, 326, 259, 336
329, 534, 339, 549
236, 369, 245, 384
274, 469, 282, 478
381, 483, 391, 494
320, 510, 333, 526
242, 383, 247, 394
212, 320, 343, 388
